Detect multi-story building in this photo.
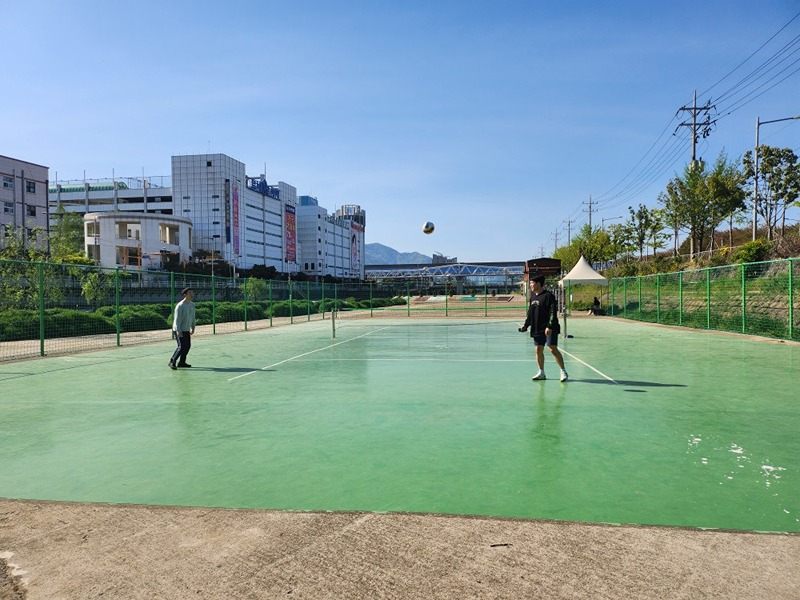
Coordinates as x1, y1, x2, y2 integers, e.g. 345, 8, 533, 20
297, 196, 366, 280
83, 211, 193, 270
0, 155, 49, 248
49, 152, 365, 279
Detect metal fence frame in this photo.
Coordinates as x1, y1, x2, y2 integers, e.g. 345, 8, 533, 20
609, 258, 798, 341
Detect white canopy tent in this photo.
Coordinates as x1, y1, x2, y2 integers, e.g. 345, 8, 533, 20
558, 256, 608, 337
559, 255, 609, 286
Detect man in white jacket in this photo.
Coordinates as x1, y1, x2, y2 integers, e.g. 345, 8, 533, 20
169, 287, 196, 370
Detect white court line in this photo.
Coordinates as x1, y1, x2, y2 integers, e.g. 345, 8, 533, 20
561, 349, 618, 384
227, 326, 391, 382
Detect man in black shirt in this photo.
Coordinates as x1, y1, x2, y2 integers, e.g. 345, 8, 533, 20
518, 275, 568, 382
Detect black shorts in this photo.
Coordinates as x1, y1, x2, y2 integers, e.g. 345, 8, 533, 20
532, 331, 559, 347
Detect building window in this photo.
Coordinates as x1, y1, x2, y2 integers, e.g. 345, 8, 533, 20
26, 181, 36, 194
207, 161, 212, 167
3, 201, 13, 214
2, 176, 12, 189
26, 205, 36, 217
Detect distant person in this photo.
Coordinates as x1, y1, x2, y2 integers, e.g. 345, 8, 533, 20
589, 296, 601, 315
169, 287, 196, 370
518, 275, 568, 382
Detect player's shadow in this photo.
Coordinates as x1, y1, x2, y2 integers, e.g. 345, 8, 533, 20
183, 367, 276, 373
578, 378, 687, 388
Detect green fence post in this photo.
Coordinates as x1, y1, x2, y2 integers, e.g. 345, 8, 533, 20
656, 273, 661, 323
610, 280, 614, 316
321, 281, 326, 320
678, 271, 683, 326
369, 281, 374, 318
484, 283, 489, 317
38, 262, 45, 357
307, 281, 311, 322
623, 278, 628, 318
407, 281, 411, 317
637, 277, 642, 320
115, 267, 121, 346
212, 273, 217, 335
706, 267, 711, 330
244, 277, 249, 331
289, 279, 294, 324
170, 271, 175, 318
269, 280, 273, 327
445, 280, 449, 316
789, 258, 794, 340
741, 263, 746, 335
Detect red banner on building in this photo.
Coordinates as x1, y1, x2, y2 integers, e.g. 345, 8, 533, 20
285, 204, 296, 263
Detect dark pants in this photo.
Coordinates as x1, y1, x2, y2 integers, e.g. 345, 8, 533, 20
170, 331, 191, 365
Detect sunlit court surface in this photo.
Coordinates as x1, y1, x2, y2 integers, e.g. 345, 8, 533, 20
1, 315, 797, 535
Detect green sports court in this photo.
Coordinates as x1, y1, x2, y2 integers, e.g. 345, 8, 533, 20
1, 315, 797, 534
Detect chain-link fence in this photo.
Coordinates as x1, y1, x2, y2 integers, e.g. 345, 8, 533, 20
609, 258, 799, 341
0, 260, 527, 361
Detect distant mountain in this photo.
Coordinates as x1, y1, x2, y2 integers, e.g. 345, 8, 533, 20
366, 243, 432, 265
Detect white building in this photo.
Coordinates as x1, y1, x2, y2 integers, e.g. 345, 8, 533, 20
84, 212, 193, 270
1, 155, 49, 248
297, 196, 366, 280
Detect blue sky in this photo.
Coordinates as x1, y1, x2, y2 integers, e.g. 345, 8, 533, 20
3, 1, 799, 262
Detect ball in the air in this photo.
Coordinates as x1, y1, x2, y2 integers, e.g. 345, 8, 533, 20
422, 221, 435, 234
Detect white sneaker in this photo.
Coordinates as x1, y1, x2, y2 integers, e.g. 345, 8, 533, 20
531, 372, 546, 381
560, 371, 568, 382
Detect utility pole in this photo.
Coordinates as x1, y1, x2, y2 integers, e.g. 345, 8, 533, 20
676, 90, 716, 166
538, 244, 546, 257
563, 218, 574, 245
583, 196, 594, 230
551, 230, 559, 253
752, 114, 800, 240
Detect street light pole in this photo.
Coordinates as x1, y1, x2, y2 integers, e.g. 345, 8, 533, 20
601, 216, 623, 229
752, 114, 800, 241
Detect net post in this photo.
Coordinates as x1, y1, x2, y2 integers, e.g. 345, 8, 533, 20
212, 273, 217, 335
332, 283, 338, 339
705, 267, 711, 330
789, 258, 794, 340
38, 261, 45, 356
115, 267, 121, 346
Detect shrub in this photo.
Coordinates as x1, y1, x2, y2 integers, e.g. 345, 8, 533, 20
732, 240, 773, 265
44, 309, 116, 338
119, 308, 169, 333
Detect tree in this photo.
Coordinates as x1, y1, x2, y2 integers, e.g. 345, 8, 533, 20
703, 152, 747, 251
627, 204, 655, 260
661, 153, 746, 257
0, 226, 64, 309
50, 203, 87, 263
742, 145, 800, 240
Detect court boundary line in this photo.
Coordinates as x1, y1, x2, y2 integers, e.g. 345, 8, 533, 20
561, 349, 618, 384
227, 326, 391, 382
